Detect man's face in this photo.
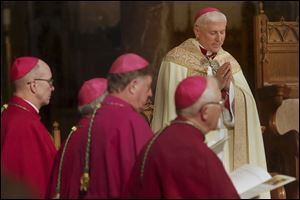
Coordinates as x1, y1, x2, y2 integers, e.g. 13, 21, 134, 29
206, 98, 223, 130
35, 62, 55, 107
196, 21, 226, 53
200, 81, 223, 131
131, 75, 152, 112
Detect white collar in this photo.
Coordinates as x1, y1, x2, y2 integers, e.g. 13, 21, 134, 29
196, 40, 214, 56
23, 98, 39, 113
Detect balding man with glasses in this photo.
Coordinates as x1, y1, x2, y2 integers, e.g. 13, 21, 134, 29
124, 76, 239, 198
1, 56, 57, 198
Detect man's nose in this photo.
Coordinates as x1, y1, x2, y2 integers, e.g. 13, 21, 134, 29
216, 33, 221, 42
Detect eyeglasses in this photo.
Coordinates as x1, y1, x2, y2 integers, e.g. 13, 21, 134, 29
199, 99, 225, 113
27, 78, 54, 87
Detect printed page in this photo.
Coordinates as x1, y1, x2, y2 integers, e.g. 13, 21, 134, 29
240, 174, 296, 199
230, 165, 296, 199
229, 164, 271, 195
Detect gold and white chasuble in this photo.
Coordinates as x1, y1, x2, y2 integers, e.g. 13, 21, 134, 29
151, 38, 267, 173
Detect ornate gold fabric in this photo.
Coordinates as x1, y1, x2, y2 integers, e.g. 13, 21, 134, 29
152, 38, 267, 173
164, 38, 247, 169
164, 38, 241, 76
233, 87, 248, 168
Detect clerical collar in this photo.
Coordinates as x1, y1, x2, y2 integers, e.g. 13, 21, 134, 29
23, 98, 39, 113
199, 43, 217, 59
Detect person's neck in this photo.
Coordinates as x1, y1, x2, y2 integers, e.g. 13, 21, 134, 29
110, 91, 128, 103
198, 42, 206, 50
110, 92, 139, 112
14, 91, 40, 112
180, 115, 210, 134
197, 40, 217, 55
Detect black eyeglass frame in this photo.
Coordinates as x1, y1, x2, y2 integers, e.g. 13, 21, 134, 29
27, 78, 54, 86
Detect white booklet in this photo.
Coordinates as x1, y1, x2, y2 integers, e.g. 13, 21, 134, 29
207, 128, 229, 159
208, 135, 229, 154
229, 164, 296, 199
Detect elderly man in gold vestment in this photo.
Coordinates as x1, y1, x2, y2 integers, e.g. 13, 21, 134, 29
151, 6, 267, 179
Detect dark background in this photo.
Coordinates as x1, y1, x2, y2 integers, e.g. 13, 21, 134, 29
1, 1, 298, 141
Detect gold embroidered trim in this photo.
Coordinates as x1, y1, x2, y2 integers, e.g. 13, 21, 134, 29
140, 119, 204, 180
80, 103, 101, 192
54, 126, 77, 199
233, 87, 248, 169
1, 104, 8, 114
164, 38, 241, 75
140, 128, 164, 180
8, 103, 31, 113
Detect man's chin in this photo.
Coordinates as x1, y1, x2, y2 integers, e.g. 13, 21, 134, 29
211, 48, 220, 53
43, 100, 50, 106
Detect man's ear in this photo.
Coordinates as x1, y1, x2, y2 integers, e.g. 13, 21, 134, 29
200, 106, 209, 121
128, 78, 138, 94
28, 81, 37, 94
193, 24, 200, 38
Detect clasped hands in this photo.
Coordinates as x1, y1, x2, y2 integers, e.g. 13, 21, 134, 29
215, 62, 232, 91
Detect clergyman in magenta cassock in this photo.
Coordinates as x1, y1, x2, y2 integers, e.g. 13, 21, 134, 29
74, 53, 153, 198
47, 78, 108, 198
124, 76, 239, 198
1, 57, 57, 198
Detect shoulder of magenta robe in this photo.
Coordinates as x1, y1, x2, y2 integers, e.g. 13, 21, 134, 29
1, 96, 57, 198
47, 116, 90, 199
125, 122, 240, 199
76, 95, 153, 198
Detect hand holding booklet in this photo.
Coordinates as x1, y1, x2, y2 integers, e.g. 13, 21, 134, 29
229, 164, 296, 199
207, 129, 295, 199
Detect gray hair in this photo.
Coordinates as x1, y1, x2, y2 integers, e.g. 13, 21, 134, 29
77, 91, 108, 115
177, 77, 219, 116
195, 11, 227, 27
107, 67, 152, 93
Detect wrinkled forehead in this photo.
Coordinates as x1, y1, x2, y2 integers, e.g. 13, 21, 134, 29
205, 21, 227, 30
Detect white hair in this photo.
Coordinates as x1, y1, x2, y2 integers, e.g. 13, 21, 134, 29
195, 11, 227, 27
177, 77, 219, 116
